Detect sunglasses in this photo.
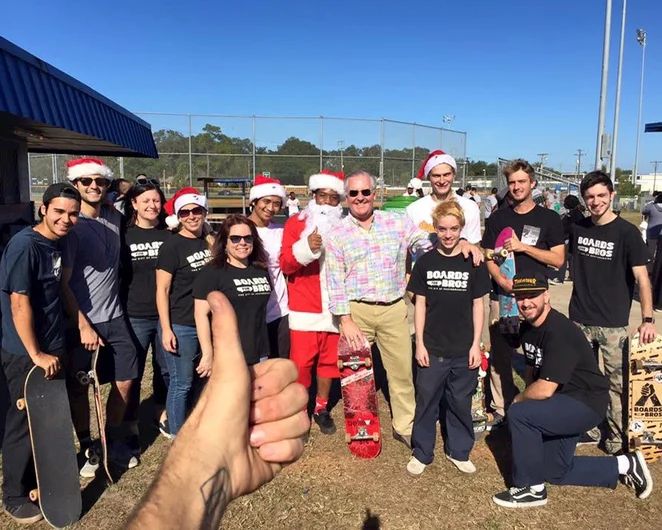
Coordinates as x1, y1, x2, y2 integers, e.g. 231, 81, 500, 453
138, 178, 160, 187
348, 189, 373, 198
178, 206, 206, 218
229, 235, 254, 244
76, 177, 111, 187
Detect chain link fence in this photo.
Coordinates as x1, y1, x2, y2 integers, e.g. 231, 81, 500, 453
27, 114, 466, 200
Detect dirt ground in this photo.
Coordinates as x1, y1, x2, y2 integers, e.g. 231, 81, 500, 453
1, 281, 662, 530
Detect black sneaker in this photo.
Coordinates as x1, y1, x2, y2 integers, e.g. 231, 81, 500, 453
486, 412, 505, 432
5, 502, 43, 524
577, 432, 599, 446
623, 451, 653, 499
313, 409, 337, 435
126, 433, 141, 458
159, 419, 172, 440
492, 486, 548, 508
392, 430, 412, 450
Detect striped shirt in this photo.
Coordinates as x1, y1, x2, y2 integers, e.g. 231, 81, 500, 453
326, 210, 432, 315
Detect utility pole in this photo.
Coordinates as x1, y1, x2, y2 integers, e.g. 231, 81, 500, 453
537, 153, 548, 172
653, 161, 662, 194
595, 0, 613, 169
609, 0, 627, 183
633, 29, 647, 184
576, 149, 585, 180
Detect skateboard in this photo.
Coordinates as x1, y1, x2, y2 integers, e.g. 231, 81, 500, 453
17, 366, 82, 528
628, 333, 662, 462
486, 227, 519, 341
471, 343, 493, 438
337, 336, 381, 459
77, 347, 113, 483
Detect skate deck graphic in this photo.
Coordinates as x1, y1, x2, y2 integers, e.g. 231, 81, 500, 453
338, 337, 381, 459
486, 227, 519, 338
628, 333, 662, 462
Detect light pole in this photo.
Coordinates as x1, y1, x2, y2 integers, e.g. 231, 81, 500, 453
653, 161, 662, 194
595, 0, 613, 169
609, 0, 627, 183
338, 140, 345, 172
442, 115, 455, 128
633, 29, 647, 184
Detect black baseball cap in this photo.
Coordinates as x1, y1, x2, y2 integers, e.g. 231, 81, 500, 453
511, 271, 548, 295
42, 182, 81, 205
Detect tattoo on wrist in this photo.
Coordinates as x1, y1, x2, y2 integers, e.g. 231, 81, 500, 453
200, 468, 231, 526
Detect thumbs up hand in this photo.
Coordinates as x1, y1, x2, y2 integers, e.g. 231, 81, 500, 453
307, 227, 323, 253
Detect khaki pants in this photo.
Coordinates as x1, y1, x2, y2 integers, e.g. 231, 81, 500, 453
488, 300, 519, 417
350, 299, 415, 435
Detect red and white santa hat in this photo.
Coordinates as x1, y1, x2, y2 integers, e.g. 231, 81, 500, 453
66, 157, 114, 181
163, 187, 208, 229
309, 169, 345, 197
249, 175, 287, 203
416, 150, 457, 179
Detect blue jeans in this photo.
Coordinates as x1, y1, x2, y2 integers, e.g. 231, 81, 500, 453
126, 318, 170, 424
509, 394, 618, 489
159, 323, 200, 436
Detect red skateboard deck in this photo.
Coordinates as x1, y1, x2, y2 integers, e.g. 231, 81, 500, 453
338, 336, 381, 459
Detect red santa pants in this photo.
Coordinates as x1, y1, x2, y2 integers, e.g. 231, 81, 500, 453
290, 330, 340, 388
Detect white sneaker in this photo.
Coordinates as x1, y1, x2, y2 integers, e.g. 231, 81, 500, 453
406, 456, 427, 476
446, 454, 476, 473
80, 458, 99, 478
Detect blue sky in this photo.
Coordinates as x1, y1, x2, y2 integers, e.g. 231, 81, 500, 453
2, 0, 661, 173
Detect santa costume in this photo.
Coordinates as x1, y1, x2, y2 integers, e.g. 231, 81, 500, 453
279, 170, 345, 430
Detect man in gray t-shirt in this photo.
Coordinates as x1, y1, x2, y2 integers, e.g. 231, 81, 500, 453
61, 157, 139, 476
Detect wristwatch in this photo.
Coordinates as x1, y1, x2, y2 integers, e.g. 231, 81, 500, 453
643, 317, 655, 324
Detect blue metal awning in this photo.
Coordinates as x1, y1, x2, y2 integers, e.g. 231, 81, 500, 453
645, 122, 662, 133
0, 37, 158, 158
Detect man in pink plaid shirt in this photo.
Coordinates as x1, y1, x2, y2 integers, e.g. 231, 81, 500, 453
325, 170, 433, 448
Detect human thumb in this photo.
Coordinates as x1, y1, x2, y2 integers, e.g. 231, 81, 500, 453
207, 292, 250, 395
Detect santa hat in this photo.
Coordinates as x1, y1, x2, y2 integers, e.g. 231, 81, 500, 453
408, 178, 422, 190
249, 175, 287, 203
163, 187, 208, 229
416, 150, 457, 179
66, 158, 114, 181
309, 169, 345, 197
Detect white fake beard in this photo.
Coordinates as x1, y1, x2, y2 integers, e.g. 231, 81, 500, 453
304, 202, 344, 239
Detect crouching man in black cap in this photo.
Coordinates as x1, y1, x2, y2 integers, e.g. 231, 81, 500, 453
492, 271, 653, 508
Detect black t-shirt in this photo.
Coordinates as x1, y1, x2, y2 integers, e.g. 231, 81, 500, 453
121, 226, 170, 319
193, 263, 271, 365
569, 216, 650, 327
0, 227, 64, 356
483, 204, 565, 277
407, 251, 491, 357
156, 233, 211, 327
520, 308, 609, 416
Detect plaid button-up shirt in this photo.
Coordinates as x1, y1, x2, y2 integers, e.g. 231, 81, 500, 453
326, 210, 432, 315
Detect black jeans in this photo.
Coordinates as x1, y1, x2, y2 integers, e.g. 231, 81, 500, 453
1, 351, 36, 508
267, 316, 291, 360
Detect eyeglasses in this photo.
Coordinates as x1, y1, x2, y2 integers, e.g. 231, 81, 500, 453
229, 235, 254, 244
178, 206, 206, 218
138, 178, 160, 187
347, 189, 373, 198
76, 177, 111, 187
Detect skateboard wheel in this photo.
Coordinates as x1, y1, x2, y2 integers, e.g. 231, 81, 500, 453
485, 250, 494, 260
345, 433, 351, 444
364, 357, 372, 369
337, 359, 344, 371
498, 249, 509, 258
372, 432, 380, 442
76, 371, 90, 385
16, 398, 26, 411
29, 489, 38, 502
632, 437, 642, 448
88, 453, 100, 466
632, 359, 644, 374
